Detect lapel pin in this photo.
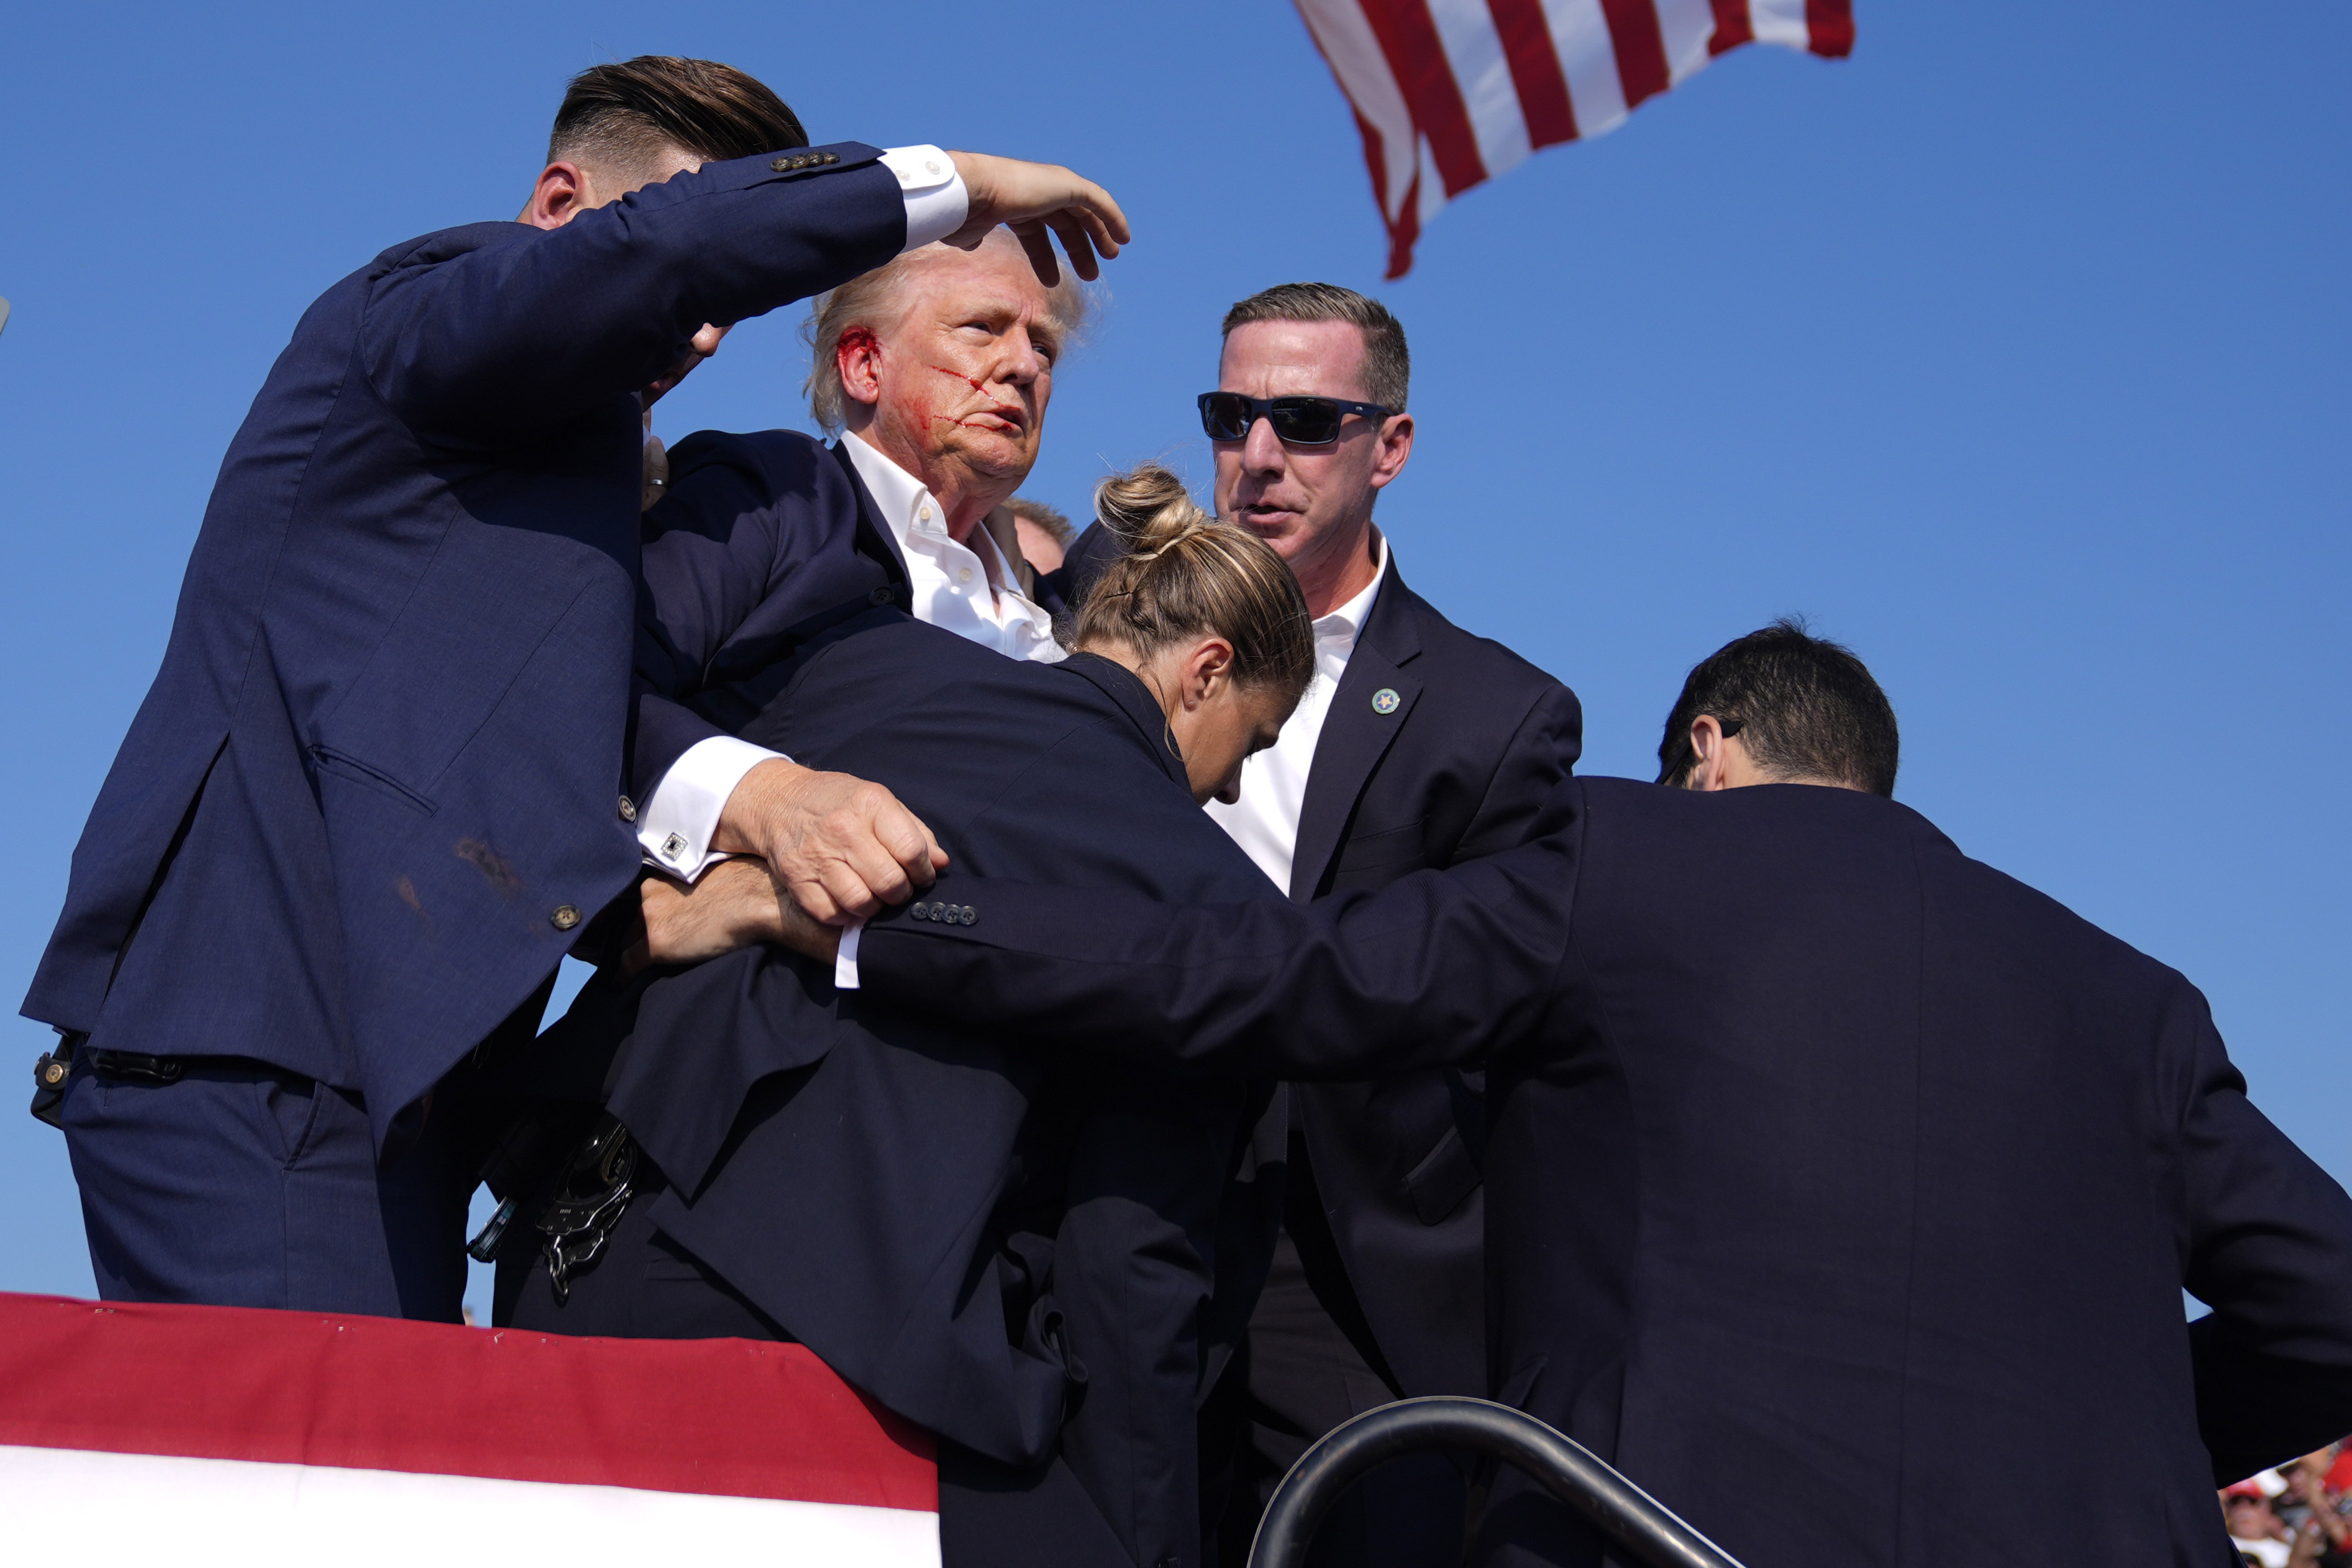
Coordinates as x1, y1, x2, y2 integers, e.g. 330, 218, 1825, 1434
1371, 688, 1402, 715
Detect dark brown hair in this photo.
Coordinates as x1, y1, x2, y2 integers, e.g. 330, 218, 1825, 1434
1221, 282, 1410, 412
548, 57, 806, 178
1073, 465, 1314, 698
1657, 618, 1900, 796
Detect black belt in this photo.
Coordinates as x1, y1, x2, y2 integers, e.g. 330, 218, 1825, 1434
30, 1039, 186, 1128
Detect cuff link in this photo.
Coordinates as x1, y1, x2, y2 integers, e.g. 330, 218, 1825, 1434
659, 832, 690, 865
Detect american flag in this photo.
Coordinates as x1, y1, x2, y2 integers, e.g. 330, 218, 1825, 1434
1296, 0, 1855, 276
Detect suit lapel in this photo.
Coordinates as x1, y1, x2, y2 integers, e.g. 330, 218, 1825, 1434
829, 439, 913, 590
1288, 560, 1424, 901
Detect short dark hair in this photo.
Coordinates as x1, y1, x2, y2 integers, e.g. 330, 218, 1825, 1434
1657, 619, 1900, 796
548, 57, 806, 177
1221, 283, 1410, 412
1007, 498, 1076, 548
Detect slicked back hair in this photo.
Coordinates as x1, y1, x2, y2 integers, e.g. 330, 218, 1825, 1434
1221, 283, 1410, 412
548, 57, 806, 181
1657, 619, 1900, 796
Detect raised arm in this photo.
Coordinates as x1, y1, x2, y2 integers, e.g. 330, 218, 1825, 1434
362, 146, 1131, 450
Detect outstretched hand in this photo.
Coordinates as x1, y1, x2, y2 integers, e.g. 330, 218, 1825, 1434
944, 152, 1131, 285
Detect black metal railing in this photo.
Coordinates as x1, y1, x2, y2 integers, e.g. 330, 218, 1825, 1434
1247, 1396, 1747, 1568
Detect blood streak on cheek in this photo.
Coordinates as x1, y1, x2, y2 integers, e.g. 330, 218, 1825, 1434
930, 365, 987, 391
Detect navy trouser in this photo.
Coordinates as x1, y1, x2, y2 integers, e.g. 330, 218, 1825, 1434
57, 1057, 472, 1321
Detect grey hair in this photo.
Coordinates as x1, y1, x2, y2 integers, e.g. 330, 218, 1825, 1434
801, 232, 1095, 435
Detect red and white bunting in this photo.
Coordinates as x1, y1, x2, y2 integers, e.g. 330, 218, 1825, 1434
1296, 0, 1855, 276
0, 1292, 938, 1566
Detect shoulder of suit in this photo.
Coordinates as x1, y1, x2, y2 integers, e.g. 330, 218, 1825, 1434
1380, 576, 1573, 706
662, 427, 837, 495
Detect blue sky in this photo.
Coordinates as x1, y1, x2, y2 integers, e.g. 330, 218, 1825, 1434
0, 2, 2345, 1312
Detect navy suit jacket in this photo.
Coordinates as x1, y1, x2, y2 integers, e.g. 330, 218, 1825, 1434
565, 617, 1280, 1568
851, 778, 2352, 1566
1054, 534, 1580, 1400
1277, 557, 1579, 1405
629, 429, 1071, 793
24, 147, 906, 1141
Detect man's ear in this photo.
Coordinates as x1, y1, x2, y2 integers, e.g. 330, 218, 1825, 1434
523, 162, 599, 230
1367, 411, 1415, 493
1684, 714, 1727, 792
836, 327, 885, 409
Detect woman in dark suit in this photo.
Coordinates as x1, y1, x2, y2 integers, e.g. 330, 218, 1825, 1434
496, 465, 1312, 1568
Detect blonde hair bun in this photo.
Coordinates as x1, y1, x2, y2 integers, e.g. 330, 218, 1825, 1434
1093, 464, 1213, 560
1072, 463, 1316, 700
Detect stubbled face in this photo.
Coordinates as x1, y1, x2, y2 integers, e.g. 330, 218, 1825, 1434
852, 238, 1064, 494
1212, 319, 1399, 563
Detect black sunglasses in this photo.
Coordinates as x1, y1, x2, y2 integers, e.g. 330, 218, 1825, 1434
1197, 391, 1397, 446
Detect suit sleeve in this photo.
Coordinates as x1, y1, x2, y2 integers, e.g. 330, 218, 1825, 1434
2178, 985, 2352, 1481
857, 780, 1585, 1080
360, 147, 904, 449
1453, 680, 1583, 864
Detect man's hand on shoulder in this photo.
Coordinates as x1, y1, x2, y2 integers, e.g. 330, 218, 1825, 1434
714, 759, 947, 926
944, 152, 1131, 285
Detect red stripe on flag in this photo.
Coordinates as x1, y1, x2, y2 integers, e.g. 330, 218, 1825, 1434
1361, 0, 1488, 198
1598, 0, 1672, 109
1488, 0, 1579, 147
1708, 0, 1754, 55
0, 1293, 936, 1511
1806, 0, 1856, 57
1346, 106, 1423, 280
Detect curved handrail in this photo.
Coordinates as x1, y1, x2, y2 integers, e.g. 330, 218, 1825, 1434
1247, 1395, 1747, 1568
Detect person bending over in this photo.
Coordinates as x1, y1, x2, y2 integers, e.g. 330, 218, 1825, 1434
772, 621, 2352, 1568
24, 53, 1129, 1321
501, 468, 1308, 1568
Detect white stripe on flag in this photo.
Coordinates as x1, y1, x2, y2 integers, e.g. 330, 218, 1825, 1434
1657, 0, 1721, 84
0, 1445, 941, 1568
1296, 0, 1420, 220
1747, 0, 1814, 50
1541, 0, 1634, 139
1417, 134, 1448, 223
1428, 0, 1530, 180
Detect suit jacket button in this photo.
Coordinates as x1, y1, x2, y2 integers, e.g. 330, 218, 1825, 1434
959, 906, 977, 926
550, 905, 581, 931
618, 796, 637, 823
771, 157, 790, 171
819, 152, 839, 165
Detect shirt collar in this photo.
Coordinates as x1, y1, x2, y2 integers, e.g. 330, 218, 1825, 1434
1315, 531, 1389, 652
840, 432, 936, 547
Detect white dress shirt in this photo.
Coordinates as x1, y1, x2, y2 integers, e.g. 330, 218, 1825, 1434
838, 532, 1393, 990
1203, 534, 1388, 893
637, 147, 1002, 880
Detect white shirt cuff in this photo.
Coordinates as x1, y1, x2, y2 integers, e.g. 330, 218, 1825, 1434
639, 736, 783, 882
834, 921, 864, 990
880, 145, 969, 251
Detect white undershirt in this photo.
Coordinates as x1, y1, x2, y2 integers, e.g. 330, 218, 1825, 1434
1202, 534, 1388, 893
637, 147, 987, 880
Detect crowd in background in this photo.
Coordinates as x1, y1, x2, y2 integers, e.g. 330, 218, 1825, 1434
2230, 1449, 2352, 1566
